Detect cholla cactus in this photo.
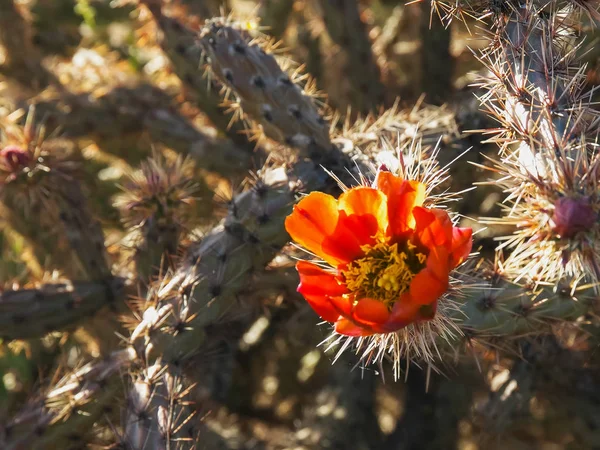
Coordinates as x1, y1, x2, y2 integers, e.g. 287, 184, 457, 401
114, 153, 203, 283
2, 0, 600, 448
474, 1, 600, 288
0, 108, 111, 281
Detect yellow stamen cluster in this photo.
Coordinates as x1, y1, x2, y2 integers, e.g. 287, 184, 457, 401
341, 241, 426, 306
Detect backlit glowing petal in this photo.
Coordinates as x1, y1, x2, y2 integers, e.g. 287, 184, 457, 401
320, 220, 372, 266
376, 172, 426, 235
385, 299, 423, 330
338, 187, 388, 236
329, 295, 353, 317
296, 261, 348, 297
353, 298, 391, 325
413, 207, 453, 249
286, 193, 366, 266
335, 318, 373, 337
286, 170, 472, 338
285, 192, 340, 263
450, 227, 473, 267
409, 247, 450, 305
303, 294, 341, 323
337, 213, 380, 248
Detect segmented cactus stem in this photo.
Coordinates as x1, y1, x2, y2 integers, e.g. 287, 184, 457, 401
1, 350, 133, 450
139, 1, 256, 151
455, 266, 594, 337
473, 1, 600, 286
1, 112, 111, 281
123, 149, 356, 445
200, 19, 334, 156
318, 0, 386, 113
0, 278, 125, 341
32, 85, 255, 177
125, 363, 198, 450
115, 154, 202, 285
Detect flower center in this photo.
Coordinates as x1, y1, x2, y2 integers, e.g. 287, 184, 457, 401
340, 240, 426, 306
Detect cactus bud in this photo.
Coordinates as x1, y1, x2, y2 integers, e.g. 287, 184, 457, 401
551, 197, 597, 239
0, 145, 31, 172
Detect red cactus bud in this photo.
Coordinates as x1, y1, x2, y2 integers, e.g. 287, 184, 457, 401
378, 163, 390, 173
1, 145, 31, 171
372, 163, 391, 188
551, 197, 597, 239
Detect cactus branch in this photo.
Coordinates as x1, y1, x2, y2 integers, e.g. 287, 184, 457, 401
124, 362, 198, 450
28, 85, 255, 177
473, 0, 600, 285
1, 349, 133, 450
1, 113, 111, 281
0, 278, 125, 341
124, 147, 356, 447
317, 0, 386, 113
200, 19, 334, 155
139, 2, 257, 151
456, 268, 594, 337
115, 154, 203, 285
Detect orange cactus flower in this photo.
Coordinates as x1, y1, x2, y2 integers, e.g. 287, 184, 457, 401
285, 171, 472, 337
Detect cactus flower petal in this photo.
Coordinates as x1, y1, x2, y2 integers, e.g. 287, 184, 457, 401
413, 207, 453, 248
338, 187, 388, 232
285, 192, 365, 266
353, 298, 391, 325
408, 246, 450, 305
302, 294, 344, 323
334, 318, 369, 337
285, 172, 472, 336
376, 171, 426, 235
450, 227, 473, 267
386, 298, 434, 332
296, 261, 349, 297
